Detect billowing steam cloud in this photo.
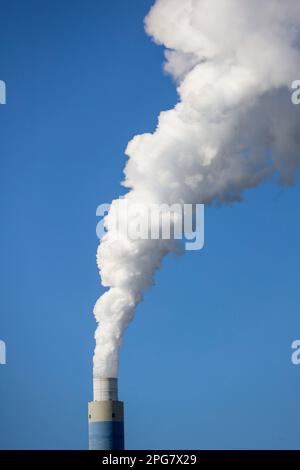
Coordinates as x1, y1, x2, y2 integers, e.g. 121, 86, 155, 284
93, 0, 300, 378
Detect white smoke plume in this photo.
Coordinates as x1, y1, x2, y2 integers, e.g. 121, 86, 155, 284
93, 0, 300, 378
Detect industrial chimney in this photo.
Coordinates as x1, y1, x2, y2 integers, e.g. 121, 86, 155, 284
88, 378, 125, 450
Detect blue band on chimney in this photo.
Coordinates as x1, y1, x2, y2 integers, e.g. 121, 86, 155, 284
89, 421, 124, 450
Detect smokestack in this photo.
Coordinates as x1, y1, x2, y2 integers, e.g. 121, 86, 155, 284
88, 378, 125, 450
90, 0, 300, 447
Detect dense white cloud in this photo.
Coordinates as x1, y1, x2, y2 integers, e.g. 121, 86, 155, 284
93, 0, 300, 378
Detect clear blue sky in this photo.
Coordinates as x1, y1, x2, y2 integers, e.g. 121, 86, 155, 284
0, 0, 300, 450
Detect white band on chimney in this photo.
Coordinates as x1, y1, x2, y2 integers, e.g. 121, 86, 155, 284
93, 377, 118, 401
